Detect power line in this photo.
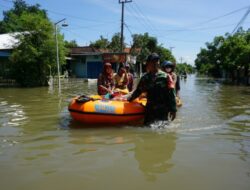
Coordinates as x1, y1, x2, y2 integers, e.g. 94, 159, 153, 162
126, 5, 152, 33
124, 22, 133, 36
168, 5, 250, 35
48, 9, 118, 24
133, 1, 159, 32
127, 3, 157, 35
0, 0, 118, 24
195, 5, 250, 26
232, 6, 250, 34
69, 22, 119, 30
159, 36, 204, 43
156, 21, 250, 34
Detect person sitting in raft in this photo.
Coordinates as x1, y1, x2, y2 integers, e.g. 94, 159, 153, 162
161, 61, 180, 98
127, 53, 177, 125
97, 62, 115, 95
125, 63, 134, 92
113, 64, 129, 94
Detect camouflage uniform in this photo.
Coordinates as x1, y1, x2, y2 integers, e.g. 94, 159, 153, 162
128, 70, 177, 125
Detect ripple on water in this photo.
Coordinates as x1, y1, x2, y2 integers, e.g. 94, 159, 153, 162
147, 120, 224, 135
0, 102, 28, 128
0, 138, 19, 152
227, 114, 250, 128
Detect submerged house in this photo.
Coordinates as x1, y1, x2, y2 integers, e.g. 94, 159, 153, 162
68, 46, 128, 79
69, 46, 103, 78
0, 33, 19, 78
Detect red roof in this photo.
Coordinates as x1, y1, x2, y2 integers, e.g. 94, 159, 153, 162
70, 46, 101, 55
124, 47, 141, 54
69, 46, 137, 56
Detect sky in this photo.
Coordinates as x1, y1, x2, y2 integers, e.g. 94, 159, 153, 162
0, 0, 250, 65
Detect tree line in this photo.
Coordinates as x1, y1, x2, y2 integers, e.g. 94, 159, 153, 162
0, 0, 193, 87
195, 28, 250, 85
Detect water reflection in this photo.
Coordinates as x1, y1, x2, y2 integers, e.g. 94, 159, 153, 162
212, 84, 250, 162
133, 132, 176, 181
65, 127, 177, 182
0, 76, 250, 190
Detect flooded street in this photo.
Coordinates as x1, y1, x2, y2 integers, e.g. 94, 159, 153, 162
0, 75, 249, 190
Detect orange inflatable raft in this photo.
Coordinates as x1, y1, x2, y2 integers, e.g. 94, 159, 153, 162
68, 95, 146, 125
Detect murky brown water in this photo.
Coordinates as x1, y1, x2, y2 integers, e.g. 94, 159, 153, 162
0, 76, 249, 190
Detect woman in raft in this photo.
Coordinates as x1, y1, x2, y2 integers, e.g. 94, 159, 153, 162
113, 64, 129, 95
97, 62, 115, 95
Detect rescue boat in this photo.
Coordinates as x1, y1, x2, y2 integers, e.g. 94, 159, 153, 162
68, 95, 146, 125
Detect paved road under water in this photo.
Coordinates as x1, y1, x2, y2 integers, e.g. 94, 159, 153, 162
0, 75, 249, 190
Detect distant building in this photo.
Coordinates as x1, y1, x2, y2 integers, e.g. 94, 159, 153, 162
0, 33, 19, 78
68, 46, 128, 79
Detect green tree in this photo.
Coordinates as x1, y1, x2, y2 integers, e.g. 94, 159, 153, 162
90, 35, 109, 49
130, 33, 175, 64
220, 30, 250, 83
65, 40, 78, 48
176, 63, 195, 75
108, 33, 124, 52
155, 45, 175, 63
1, 0, 66, 86
195, 28, 250, 84
90, 33, 125, 52
10, 12, 58, 86
0, 0, 47, 33
130, 33, 158, 63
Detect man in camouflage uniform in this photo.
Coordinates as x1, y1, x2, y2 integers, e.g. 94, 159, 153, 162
127, 53, 177, 125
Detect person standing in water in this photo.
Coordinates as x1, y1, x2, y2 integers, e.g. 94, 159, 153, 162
127, 53, 177, 125
161, 61, 180, 98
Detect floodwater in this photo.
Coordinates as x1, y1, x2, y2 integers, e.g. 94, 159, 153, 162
0, 75, 249, 190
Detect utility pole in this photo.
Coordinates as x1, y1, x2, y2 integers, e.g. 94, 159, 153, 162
169, 46, 175, 53
54, 18, 68, 92
119, 0, 132, 52
180, 57, 183, 64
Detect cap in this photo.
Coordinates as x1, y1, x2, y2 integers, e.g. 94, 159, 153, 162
146, 53, 160, 62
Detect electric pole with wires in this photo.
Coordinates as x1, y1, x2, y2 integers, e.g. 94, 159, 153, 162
119, 0, 132, 52
232, 6, 250, 34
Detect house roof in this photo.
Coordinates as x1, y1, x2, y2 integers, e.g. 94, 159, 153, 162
70, 46, 103, 56
0, 33, 19, 50
123, 47, 131, 53
124, 47, 141, 54
70, 46, 130, 56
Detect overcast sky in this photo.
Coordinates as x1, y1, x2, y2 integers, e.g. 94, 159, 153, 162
1, 0, 250, 65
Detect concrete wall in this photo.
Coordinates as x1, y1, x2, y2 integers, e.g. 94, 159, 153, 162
70, 55, 103, 78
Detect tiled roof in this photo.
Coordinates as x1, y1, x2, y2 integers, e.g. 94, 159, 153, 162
123, 48, 131, 53
125, 47, 141, 54
69, 46, 136, 56
70, 46, 100, 55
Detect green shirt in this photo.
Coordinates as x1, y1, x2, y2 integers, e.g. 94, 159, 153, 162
130, 70, 177, 113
